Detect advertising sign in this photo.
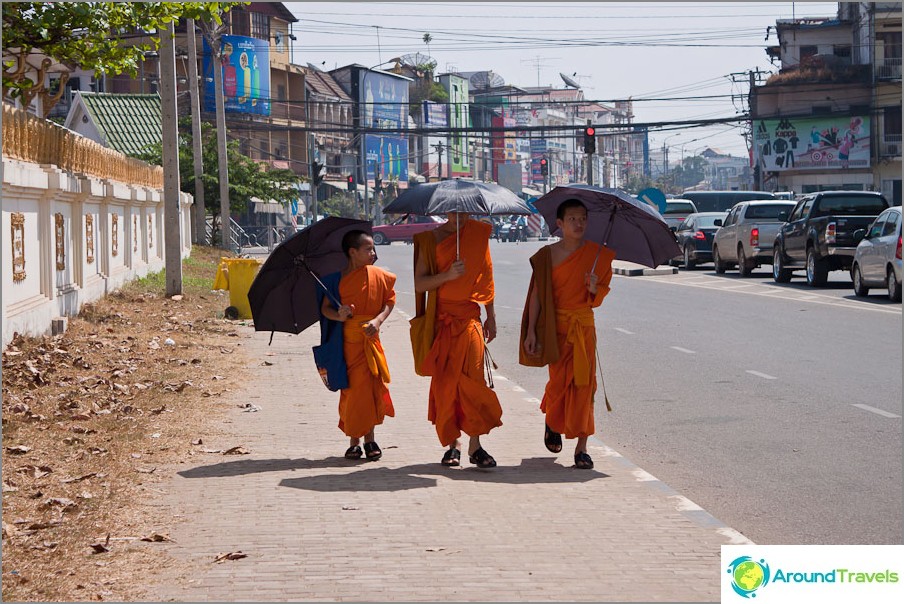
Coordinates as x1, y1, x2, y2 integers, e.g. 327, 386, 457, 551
203, 35, 270, 116
359, 70, 409, 183
423, 101, 447, 128
440, 74, 470, 177
754, 115, 870, 172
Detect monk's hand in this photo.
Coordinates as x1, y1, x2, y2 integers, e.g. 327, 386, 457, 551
483, 314, 497, 343
523, 330, 538, 356
362, 319, 380, 338
338, 304, 354, 321
445, 260, 466, 282
585, 272, 599, 295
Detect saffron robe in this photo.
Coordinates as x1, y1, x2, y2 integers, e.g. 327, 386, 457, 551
415, 220, 503, 446
521, 241, 614, 438
335, 265, 397, 438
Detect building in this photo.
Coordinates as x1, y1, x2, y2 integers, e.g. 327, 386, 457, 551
753, 2, 901, 203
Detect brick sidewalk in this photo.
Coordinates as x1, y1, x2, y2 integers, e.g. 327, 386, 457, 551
150, 311, 751, 602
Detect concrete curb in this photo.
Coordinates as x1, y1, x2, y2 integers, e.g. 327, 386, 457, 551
613, 264, 678, 276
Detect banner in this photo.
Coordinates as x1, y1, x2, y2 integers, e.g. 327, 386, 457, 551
202, 35, 270, 116
754, 115, 870, 172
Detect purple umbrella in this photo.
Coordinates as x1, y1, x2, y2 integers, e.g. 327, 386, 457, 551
533, 184, 680, 268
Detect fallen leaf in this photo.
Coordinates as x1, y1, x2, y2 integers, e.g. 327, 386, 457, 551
61, 472, 97, 484
426, 547, 446, 552
222, 446, 250, 455
135, 466, 157, 474
191, 438, 203, 445
5, 445, 31, 455
43, 497, 77, 510
261, 361, 273, 366
89, 542, 110, 554
140, 532, 172, 542
214, 551, 247, 562
2, 480, 19, 493
341, 505, 359, 511
200, 448, 222, 454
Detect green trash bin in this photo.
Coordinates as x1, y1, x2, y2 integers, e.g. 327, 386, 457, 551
212, 257, 261, 319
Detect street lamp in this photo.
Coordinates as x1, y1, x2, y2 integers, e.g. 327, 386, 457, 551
661, 132, 681, 174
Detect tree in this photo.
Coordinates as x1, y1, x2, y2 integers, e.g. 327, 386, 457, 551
422, 32, 432, 56
319, 193, 361, 220
134, 119, 302, 216
2, 2, 244, 105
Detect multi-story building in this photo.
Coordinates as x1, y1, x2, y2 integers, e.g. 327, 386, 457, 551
753, 2, 901, 203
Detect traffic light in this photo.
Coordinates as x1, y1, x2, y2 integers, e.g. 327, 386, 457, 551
346, 174, 356, 191
583, 126, 596, 154
540, 157, 549, 176
311, 160, 325, 186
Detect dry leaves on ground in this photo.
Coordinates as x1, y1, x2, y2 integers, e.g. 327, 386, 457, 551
2, 245, 252, 602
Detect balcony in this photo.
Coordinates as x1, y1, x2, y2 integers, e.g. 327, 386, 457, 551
877, 57, 902, 80
881, 134, 902, 157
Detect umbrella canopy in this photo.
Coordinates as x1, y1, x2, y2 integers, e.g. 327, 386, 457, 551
533, 184, 680, 268
247, 217, 372, 334
382, 179, 532, 216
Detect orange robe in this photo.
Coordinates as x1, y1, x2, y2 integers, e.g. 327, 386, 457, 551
337, 265, 396, 438
537, 242, 614, 438
418, 219, 502, 446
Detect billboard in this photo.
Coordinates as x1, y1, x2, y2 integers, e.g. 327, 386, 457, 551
754, 115, 870, 171
423, 101, 447, 127
359, 70, 408, 182
203, 35, 270, 116
491, 115, 517, 181
440, 74, 470, 177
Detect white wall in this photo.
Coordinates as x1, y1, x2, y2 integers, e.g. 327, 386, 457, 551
2, 158, 193, 346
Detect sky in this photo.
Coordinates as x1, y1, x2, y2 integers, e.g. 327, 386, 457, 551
284, 1, 840, 158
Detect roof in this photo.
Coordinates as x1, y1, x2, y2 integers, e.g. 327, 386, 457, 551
74, 92, 161, 156
247, 2, 297, 23
302, 68, 351, 101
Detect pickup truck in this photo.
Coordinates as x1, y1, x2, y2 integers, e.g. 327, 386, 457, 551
772, 191, 890, 286
712, 200, 797, 276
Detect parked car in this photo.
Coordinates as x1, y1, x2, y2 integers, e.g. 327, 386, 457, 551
851, 206, 902, 301
372, 214, 445, 245
674, 212, 728, 269
662, 199, 698, 231
772, 191, 890, 286
679, 190, 776, 213
712, 200, 797, 276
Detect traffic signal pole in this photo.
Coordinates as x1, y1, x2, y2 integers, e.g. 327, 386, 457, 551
585, 119, 594, 186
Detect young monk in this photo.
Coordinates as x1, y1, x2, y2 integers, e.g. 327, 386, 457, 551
412, 213, 502, 468
317, 230, 396, 461
520, 200, 615, 470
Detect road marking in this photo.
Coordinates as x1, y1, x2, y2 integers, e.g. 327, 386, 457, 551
495, 305, 524, 312
851, 404, 902, 419
523, 397, 540, 404
511, 385, 526, 392
494, 375, 509, 381
721, 283, 755, 289
614, 327, 634, 335
670, 346, 696, 354
746, 370, 777, 380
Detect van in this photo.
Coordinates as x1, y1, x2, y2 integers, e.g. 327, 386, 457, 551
679, 190, 776, 213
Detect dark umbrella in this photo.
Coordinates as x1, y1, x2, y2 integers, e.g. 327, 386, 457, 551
533, 184, 680, 268
247, 217, 372, 334
383, 179, 532, 256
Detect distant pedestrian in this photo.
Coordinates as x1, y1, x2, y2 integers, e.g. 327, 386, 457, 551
520, 199, 615, 469
411, 213, 502, 468
316, 230, 396, 461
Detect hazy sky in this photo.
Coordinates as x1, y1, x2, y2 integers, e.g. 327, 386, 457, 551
285, 1, 839, 158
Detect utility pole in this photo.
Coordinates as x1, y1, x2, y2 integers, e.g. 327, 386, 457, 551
434, 141, 444, 181
186, 18, 205, 244
159, 21, 182, 296
201, 17, 231, 250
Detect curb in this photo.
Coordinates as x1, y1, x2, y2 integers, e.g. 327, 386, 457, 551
613, 265, 678, 276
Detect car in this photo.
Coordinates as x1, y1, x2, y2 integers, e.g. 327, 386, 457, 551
711, 200, 797, 276
372, 214, 445, 245
662, 199, 698, 231
851, 206, 902, 302
679, 190, 776, 213
673, 212, 728, 269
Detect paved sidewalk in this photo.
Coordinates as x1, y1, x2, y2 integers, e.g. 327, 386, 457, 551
151, 311, 750, 602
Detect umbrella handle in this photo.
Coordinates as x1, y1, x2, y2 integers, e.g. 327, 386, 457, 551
591, 206, 618, 274
301, 259, 342, 308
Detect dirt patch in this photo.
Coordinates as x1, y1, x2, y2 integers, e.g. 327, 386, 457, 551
2, 245, 255, 602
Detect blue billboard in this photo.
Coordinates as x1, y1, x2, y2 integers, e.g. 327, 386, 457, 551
203, 35, 270, 116
359, 70, 409, 182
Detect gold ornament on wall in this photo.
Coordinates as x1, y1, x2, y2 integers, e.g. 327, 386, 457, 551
11, 212, 26, 282
133, 215, 138, 252
112, 214, 119, 257
55, 212, 65, 270
86, 214, 95, 264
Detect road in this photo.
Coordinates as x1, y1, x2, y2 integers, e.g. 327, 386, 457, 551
372, 239, 902, 545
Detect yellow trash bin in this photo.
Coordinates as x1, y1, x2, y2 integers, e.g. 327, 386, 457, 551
212, 257, 261, 320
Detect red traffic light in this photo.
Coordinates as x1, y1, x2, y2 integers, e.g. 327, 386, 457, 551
585, 126, 595, 136
347, 175, 354, 183
539, 158, 547, 165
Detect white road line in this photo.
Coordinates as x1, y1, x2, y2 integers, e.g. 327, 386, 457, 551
511, 385, 526, 392
721, 283, 756, 289
851, 404, 902, 419
670, 346, 696, 354
614, 327, 634, 335
494, 375, 509, 381
523, 397, 541, 404
746, 370, 777, 380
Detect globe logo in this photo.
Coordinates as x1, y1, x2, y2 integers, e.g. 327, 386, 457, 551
727, 556, 771, 598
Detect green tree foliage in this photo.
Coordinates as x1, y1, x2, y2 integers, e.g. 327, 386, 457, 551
2, 2, 244, 99
319, 193, 362, 219
135, 120, 301, 215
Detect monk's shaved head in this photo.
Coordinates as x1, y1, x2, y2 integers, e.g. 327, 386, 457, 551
556, 199, 587, 220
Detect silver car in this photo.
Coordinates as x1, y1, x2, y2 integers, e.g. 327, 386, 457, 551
662, 199, 698, 231
851, 206, 902, 302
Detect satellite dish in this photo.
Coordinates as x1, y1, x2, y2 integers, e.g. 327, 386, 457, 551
400, 52, 435, 68
560, 72, 580, 88
468, 70, 505, 90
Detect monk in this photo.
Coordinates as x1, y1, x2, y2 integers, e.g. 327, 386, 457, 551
520, 200, 615, 470
318, 230, 396, 461
412, 213, 502, 468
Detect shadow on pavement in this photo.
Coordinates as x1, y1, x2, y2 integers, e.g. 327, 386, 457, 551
279, 456, 608, 492
177, 456, 356, 478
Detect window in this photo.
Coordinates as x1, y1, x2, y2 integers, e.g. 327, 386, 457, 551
881, 212, 900, 237
746, 204, 796, 220
251, 12, 269, 41
868, 215, 887, 239
800, 45, 818, 61
833, 45, 851, 59
230, 9, 250, 37
884, 105, 902, 139
878, 32, 902, 59
814, 195, 888, 217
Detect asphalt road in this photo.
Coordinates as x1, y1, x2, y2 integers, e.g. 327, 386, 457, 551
374, 239, 902, 546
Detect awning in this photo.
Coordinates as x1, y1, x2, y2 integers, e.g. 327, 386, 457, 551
522, 187, 544, 197
251, 197, 284, 214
